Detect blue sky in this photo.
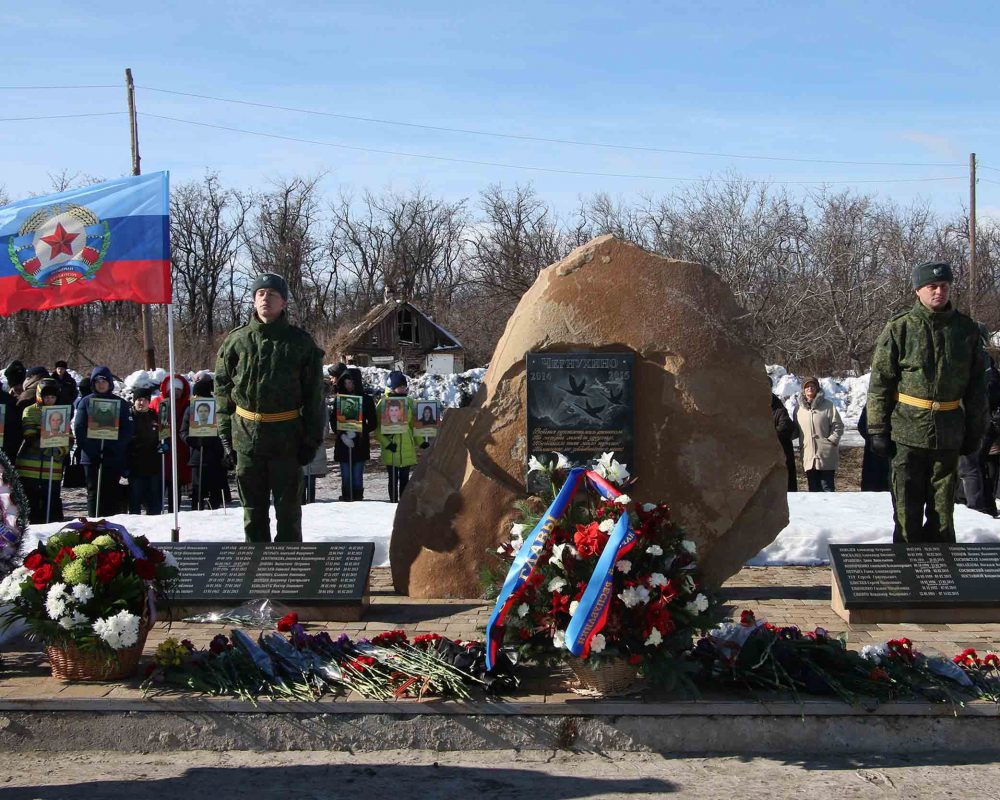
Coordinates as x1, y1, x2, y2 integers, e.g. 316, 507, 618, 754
1, 1, 997, 218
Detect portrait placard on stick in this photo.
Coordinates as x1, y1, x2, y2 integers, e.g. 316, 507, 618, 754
414, 401, 441, 439
87, 397, 121, 441
380, 397, 409, 435
336, 395, 363, 433
189, 399, 218, 438
40, 405, 71, 449
158, 399, 171, 439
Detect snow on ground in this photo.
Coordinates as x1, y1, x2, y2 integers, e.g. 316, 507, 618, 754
749, 492, 1000, 566
25, 493, 1000, 572
28, 501, 397, 568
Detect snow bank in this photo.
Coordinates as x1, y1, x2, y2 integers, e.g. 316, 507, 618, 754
328, 364, 487, 408
768, 364, 870, 433
28, 502, 397, 568
749, 492, 1000, 566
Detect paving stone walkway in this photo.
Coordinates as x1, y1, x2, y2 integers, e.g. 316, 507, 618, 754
2, 566, 999, 704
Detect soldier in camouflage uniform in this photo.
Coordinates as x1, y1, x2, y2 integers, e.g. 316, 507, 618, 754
867, 261, 988, 543
214, 273, 325, 543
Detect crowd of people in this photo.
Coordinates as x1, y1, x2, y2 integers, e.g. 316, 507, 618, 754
0, 354, 429, 527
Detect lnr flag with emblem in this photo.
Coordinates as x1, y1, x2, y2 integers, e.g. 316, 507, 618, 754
0, 172, 170, 315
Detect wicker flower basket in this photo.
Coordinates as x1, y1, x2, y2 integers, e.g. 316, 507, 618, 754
567, 658, 644, 697
45, 618, 151, 682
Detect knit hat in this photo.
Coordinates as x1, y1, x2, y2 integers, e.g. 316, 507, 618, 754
133, 386, 153, 400
251, 272, 289, 301
912, 261, 953, 290
36, 378, 59, 402
387, 370, 408, 390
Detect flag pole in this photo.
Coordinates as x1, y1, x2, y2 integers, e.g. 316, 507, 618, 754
167, 302, 180, 541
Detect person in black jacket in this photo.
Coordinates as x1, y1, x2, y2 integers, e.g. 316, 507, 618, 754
858, 404, 891, 492
126, 387, 162, 515
330, 367, 376, 501
958, 358, 1000, 516
770, 380, 797, 492
52, 360, 79, 408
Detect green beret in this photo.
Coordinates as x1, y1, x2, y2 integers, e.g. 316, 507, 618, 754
912, 261, 953, 290
251, 272, 289, 300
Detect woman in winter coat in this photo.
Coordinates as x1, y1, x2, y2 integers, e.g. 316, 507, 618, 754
17, 378, 67, 523
795, 376, 844, 492
331, 367, 377, 501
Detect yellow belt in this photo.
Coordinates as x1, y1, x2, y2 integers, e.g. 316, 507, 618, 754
895, 392, 961, 412
235, 406, 301, 423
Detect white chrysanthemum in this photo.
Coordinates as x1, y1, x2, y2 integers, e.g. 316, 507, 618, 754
45, 583, 68, 621
860, 644, 886, 664
516, 602, 530, 618
548, 576, 567, 593
681, 540, 698, 554
57, 612, 88, 630
162, 550, 178, 570
590, 633, 607, 653
645, 628, 663, 647
510, 523, 525, 539
553, 629, 566, 649
0, 567, 30, 602
685, 593, 709, 614
641, 503, 657, 512
71, 584, 94, 603
618, 585, 650, 608
92, 610, 141, 650
615, 559, 632, 574
598, 518, 615, 533
613, 494, 631, 505
569, 600, 579, 617
646, 544, 663, 557
649, 572, 668, 588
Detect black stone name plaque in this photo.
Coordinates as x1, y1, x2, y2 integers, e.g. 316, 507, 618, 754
160, 542, 374, 604
830, 543, 1000, 609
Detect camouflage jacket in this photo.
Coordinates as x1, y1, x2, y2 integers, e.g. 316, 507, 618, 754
867, 301, 988, 451
214, 312, 325, 459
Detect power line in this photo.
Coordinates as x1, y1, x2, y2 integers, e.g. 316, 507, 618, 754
138, 84, 966, 169
0, 85, 118, 90
140, 111, 966, 187
0, 111, 124, 122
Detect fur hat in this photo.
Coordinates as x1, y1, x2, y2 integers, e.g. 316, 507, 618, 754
912, 261, 953, 290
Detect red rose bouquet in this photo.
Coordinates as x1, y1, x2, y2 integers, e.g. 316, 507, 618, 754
0, 519, 179, 655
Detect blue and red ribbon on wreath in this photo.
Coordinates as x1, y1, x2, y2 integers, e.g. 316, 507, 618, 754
485, 466, 636, 670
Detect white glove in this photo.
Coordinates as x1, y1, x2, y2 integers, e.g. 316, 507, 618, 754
340, 433, 355, 448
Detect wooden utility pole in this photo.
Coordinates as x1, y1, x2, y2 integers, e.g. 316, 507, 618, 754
970, 152, 978, 320
126, 67, 157, 369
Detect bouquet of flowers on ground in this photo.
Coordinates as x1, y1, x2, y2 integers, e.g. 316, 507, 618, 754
0, 519, 179, 656
694, 609, 988, 706
143, 616, 513, 702
488, 452, 719, 688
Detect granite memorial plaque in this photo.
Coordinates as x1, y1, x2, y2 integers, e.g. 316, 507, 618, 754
161, 542, 374, 620
830, 543, 1000, 623
526, 351, 634, 488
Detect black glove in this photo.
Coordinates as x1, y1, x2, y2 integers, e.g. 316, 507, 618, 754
961, 432, 983, 456
419, 440, 430, 449
870, 434, 893, 460
384, 442, 398, 453
220, 438, 237, 470
297, 442, 317, 466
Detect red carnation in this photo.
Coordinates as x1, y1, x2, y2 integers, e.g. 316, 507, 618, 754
276, 612, 299, 632
31, 563, 55, 590
134, 559, 157, 580
23, 551, 45, 571
551, 592, 570, 615
739, 610, 756, 626
95, 551, 124, 584
54, 546, 75, 566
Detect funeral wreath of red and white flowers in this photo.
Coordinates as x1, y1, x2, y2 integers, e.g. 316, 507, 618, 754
491, 453, 719, 686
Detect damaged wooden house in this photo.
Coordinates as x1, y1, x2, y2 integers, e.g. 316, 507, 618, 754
330, 299, 466, 374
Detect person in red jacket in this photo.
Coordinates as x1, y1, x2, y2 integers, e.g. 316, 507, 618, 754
150, 373, 192, 509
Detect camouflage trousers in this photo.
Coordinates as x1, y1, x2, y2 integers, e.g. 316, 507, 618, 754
235, 454, 303, 543
890, 443, 960, 543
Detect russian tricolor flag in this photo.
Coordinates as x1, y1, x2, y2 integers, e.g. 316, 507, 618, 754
0, 172, 170, 315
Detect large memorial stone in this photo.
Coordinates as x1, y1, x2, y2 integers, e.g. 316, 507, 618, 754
390, 234, 788, 598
